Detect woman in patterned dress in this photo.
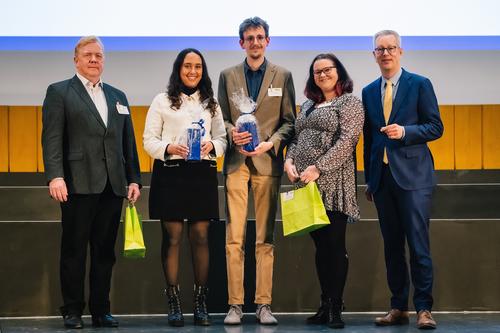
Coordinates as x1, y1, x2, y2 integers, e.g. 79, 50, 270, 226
284, 53, 364, 329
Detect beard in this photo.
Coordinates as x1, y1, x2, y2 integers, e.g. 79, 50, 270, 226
249, 50, 263, 60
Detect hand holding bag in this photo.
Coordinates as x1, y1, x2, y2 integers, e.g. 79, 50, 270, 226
280, 181, 330, 236
123, 202, 146, 258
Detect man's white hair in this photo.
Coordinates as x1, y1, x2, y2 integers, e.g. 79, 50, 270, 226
74, 36, 104, 56
373, 30, 402, 48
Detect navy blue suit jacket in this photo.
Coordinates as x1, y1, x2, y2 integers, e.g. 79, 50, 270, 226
362, 69, 443, 193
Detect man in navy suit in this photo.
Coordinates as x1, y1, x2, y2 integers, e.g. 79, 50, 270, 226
362, 30, 443, 330
42, 36, 141, 329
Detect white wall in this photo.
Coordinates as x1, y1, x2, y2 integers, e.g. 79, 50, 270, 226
1, 50, 500, 105
4, 0, 499, 36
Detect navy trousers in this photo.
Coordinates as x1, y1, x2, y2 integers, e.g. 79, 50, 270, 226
373, 165, 434, 312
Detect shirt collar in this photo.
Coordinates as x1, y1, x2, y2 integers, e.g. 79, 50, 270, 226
180, 90, 201, 101
382, 67, 403, 87
244, 58, 267, 74
76, 72, 103, 88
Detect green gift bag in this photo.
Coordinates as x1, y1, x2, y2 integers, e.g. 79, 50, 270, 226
280, 182, 330, 237
123, 202, 146, 258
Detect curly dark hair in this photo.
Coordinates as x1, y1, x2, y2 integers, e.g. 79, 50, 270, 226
304, 53, 353, 104
167, 48, 218, 117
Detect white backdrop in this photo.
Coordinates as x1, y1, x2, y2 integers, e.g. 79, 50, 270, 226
1, 0, 499, 105
1, 49, 500, 105
2, 0, 499, 36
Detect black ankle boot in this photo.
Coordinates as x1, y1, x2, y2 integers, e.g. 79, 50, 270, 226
166, 285, 184, 327
306, 295, 330, 324
328, 301, 345, 329
193, 285, 211, 326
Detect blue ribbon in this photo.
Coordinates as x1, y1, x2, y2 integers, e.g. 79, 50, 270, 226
240, 106, 256, 115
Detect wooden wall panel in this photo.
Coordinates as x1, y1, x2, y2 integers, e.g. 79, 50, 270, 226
36, 107, 44, 172
216, 156, 224, 172
1, 104, 500, 172
8, 106, 38, 172
454, 105, 482, 169
429, 105, 455, 170
356, 133, 364, 171
482, 105, 500, 169
130, 106, 150, 172
0, 107, 8, 172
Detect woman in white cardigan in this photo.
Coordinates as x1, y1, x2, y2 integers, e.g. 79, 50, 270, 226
143, 48, 227, 327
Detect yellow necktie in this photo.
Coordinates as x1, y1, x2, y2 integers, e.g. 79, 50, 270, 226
383, 80, 392, 164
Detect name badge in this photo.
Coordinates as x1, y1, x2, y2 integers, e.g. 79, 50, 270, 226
268, 86, 282, 97
116, 102, 130, 115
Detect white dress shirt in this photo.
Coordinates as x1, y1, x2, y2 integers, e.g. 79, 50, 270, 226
76, 72, 108, 126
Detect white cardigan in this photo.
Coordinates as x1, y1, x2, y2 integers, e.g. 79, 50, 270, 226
143, 91, 227, 161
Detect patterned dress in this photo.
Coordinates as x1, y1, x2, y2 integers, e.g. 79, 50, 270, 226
286, 93, 364, 222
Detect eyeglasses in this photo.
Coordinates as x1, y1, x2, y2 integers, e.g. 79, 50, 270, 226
243, 35, 266, 43
374, 46, 399, 56
313, 66, 336, 76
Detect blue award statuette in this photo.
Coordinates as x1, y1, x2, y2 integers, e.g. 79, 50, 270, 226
231, 88, 260, 152
238, 118, 260, 152
186, 119, 205, 161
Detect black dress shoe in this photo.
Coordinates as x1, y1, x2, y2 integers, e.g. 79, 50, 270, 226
63, 314, 83, 329
92, 314, 119, 327
306, 302, 330, 324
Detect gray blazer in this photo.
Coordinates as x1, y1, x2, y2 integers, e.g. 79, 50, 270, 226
42, 75, 141, 197
218, 61, 296, 176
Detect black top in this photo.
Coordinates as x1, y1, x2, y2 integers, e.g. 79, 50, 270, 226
180, 84, 198, 96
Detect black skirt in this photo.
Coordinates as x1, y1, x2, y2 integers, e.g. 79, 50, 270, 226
149, 159, 219, 221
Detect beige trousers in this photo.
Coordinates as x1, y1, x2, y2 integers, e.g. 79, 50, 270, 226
225, 160, 280, 305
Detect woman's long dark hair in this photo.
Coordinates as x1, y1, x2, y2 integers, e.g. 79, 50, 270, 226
304, 53, 353, 104
167, 48, 218, 116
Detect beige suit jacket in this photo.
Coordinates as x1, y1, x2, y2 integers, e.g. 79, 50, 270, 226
218, 60, 296, 176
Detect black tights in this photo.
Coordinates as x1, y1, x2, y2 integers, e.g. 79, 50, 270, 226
310, 211, 348, 305
161, 221, 210, 286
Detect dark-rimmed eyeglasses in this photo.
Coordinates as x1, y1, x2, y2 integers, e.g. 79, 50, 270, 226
374, 46, 399, 56
313, 66, 336, 76
244, 35, 266, 43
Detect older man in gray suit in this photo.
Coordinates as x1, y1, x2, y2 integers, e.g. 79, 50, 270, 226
42, 36, 141, 329
218, 16, 296, 326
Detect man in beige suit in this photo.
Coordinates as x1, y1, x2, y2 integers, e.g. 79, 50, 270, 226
218, 16, 296, 325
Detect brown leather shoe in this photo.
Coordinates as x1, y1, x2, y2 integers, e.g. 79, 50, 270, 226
374, 309, 410, 326
417, 310, 436, 329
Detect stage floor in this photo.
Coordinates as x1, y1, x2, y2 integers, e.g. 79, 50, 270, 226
1, 313, 500, 333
